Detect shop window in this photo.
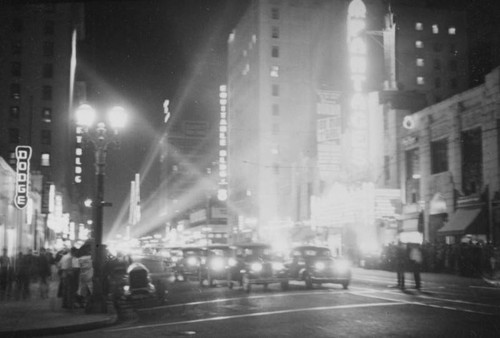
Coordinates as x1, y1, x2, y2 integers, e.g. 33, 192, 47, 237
431, 138, 448, 174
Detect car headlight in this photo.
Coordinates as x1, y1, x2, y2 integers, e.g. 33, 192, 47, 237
272, 262, 284, 271
228, 258, 237, 267
335, 260, 350, 273
250, 262, 263, 272
210, 257, 225, 271
187, 257, 198, 266
314, 262, 325, 271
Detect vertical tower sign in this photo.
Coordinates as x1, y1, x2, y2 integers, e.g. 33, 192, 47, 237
15, 145, 32, 209
218, 85, 228, 201
347, 0, 368, 173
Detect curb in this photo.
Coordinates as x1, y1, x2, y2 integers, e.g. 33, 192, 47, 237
0, 314, 118, 338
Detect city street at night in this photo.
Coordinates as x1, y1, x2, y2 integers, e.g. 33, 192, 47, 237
50, 268, 500, 338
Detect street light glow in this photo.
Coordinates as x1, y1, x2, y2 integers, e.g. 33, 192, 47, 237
75, 104, 96, 127
108, 106, 127, 129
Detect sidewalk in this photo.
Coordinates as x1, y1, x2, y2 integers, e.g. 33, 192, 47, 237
0, 278, 117, 337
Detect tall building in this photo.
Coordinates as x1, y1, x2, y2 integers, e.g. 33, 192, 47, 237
0, 2, 84, 247
226, 0, 471, 248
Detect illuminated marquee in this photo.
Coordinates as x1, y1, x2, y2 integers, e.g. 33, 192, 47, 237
15, 145, 32, 209
347, 0, 368, 169
218, 85, 228, 201
74, 126, 83, 183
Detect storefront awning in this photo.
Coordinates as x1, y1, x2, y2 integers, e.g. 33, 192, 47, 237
438, 207, 485, 236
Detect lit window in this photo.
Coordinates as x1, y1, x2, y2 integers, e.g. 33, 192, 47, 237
432, 24, 439, 34
448, 27, 456, 35
417, 76, 425, 85
415, 22, 423, 31
41, 153, 50, 167
10, 106, 20, 120
270, 66, 279, 77
416, 58, 424, 67
10, 83, 20, 99
272, 46, 279, 58
42, 108, 52, 123
415, 40, 424, 48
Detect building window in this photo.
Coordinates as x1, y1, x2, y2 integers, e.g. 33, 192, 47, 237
449, 60, 458, 71
415, 40, 424, 49
42, 108, 52, 123
417, 76, 425, 85
448, 27, 456, 35
415, 22, 423, 31
432, 24, 439, 34
272, 104, 280, 116
416, 58, 424, 67
270, 65, 279, 77
10, 106, 20, 120
10, 83, 20, 99
42, 85, 52, 100
12, 18, 23, 33
8, 152, 16, 166
272, 84, 280, 96
433, 59, 441, 70
43, 41, 54, 57
435, 77, 441, 89
431, 138, 448, 174
44, 20, 54, 35
272, 26, 279, 39
272, 123, 279, 135
9, 128, 20, 144
450, 78, 458, 89
12, 40, 22, 55
41, 130, 51, 145
405, 148, 420, 203
272, 46, 279, 58
271, 8, 279, 20
11, 62, 21, 77
41, 153, 51, 167
43, 63, 53, 78
461, 128, 482, 195
433, 43, 443, 52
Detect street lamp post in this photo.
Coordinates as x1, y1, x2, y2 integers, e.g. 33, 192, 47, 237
75, 104, 126, 313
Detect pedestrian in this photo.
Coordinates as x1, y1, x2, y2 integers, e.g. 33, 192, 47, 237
77, 245, 93, 309
0, 248, 11, 300
395, 241, 407, 289
409, 243, 423, 290
15, 251, 31, 300
38, 248, 52, 299
70, 247, 81, 308
58, 248, 72, 308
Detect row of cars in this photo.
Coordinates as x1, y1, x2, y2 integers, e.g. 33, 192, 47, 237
163, 243, 352, 293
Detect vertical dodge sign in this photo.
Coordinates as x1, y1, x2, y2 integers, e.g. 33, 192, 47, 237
15, 145, 32, 209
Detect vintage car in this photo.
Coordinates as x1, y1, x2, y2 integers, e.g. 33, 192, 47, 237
199, 244, 233, 287
173, 246, 207, 281
227, 242, 289, 292
285, 245, 351, 289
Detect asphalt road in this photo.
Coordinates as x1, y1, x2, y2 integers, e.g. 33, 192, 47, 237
50, 268, 500, 337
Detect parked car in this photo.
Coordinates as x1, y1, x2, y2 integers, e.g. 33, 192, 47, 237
285, 245, 351, 289
173, 246, 207, 281
227, 242, 289, 293
199, 244, 233, 287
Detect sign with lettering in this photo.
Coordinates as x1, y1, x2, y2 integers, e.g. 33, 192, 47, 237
15, 145, 32, 209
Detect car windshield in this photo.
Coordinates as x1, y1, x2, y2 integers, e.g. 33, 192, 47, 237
2, 1, 497, 336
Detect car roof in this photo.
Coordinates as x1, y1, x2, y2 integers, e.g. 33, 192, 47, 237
232, 242, 271, 248
292, 245, 330, 251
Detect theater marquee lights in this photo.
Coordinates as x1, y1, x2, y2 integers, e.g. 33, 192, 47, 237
218, 85, 228, 201
347, 0, 368, 171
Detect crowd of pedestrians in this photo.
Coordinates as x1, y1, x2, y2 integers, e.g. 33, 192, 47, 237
0, 245, 94, 310
378, 240, 499, 278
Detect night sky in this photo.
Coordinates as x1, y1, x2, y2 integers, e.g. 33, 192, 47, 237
76, 0, 249, 236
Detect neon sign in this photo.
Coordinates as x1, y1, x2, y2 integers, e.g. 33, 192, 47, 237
218, 85, 228, 201
15, 145, 32, 209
